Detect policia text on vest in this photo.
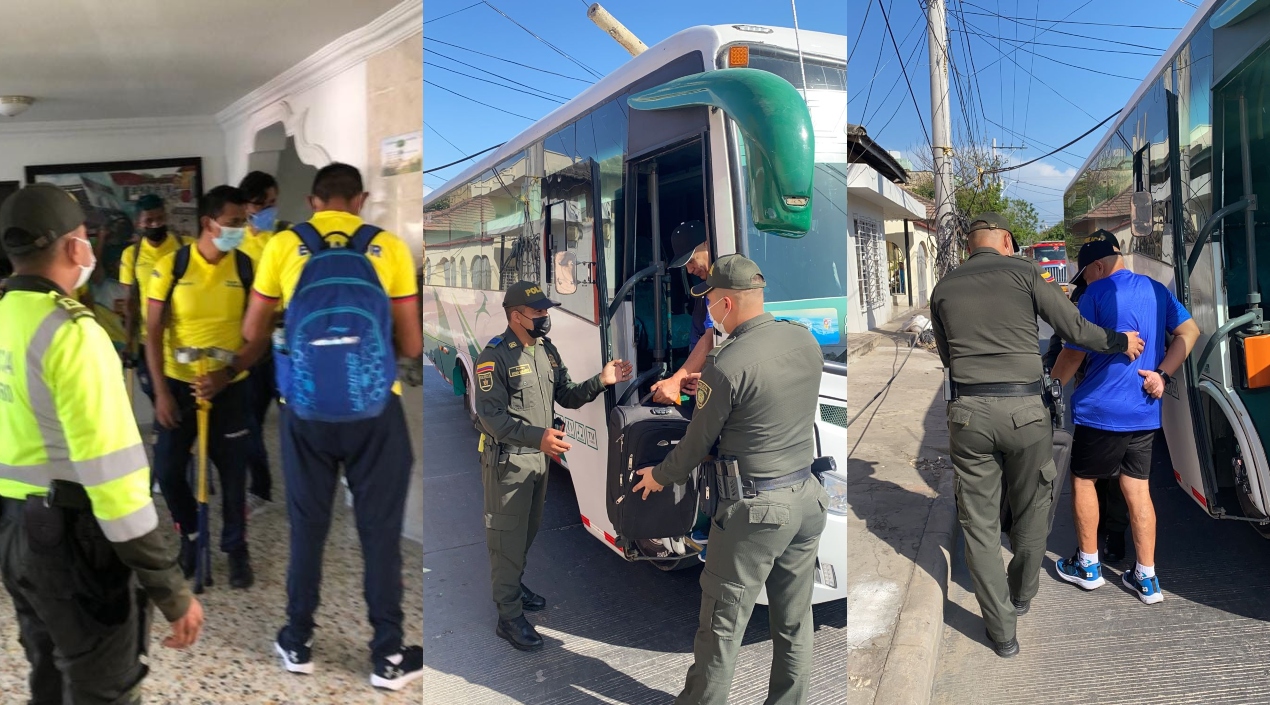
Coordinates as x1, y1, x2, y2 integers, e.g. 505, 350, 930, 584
0, 183, 204, 704
474, 280, 633, 653
631, 255, 830, 705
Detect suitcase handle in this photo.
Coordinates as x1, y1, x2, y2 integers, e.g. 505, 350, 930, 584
616, 363, 665, 407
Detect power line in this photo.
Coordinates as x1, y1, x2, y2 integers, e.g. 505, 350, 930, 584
426, 37, 594, 84
959, 24, 1163, 57
970, 27, 1097, 120
426, 2, 483, 24
958, 25, 1143, 80
424, 79, 536, 120
985, 110, 1119, 176
857, 5, 925, 122
426, 46, 573, 100
959, 3, 1169, 50
425, 61, 566, 103
425, 121, 465, 155
957, 7, 1180, 30
855, 0, 897, 117
876, 0, 930, 143
423, 143, 507, 174
482, 1, 605, 80
847, 0, 874, 63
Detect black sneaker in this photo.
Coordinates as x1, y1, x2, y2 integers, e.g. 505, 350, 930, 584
274, 628, 315, 675
178, 535, 196, 579
520, 583, 546, 612
228, 548, 254, 589
1103, 531, 1126, 564
371, 645, 423, 691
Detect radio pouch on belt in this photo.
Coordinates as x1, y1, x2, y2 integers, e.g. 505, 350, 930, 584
811, 456, 837, 483
717, 457, 743, 501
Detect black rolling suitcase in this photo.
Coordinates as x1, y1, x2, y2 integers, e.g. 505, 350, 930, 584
1000, 425, 1073, 535
606, 403, 699, 541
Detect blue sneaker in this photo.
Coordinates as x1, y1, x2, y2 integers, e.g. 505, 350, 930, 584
1122, 570, 1164, 605
697, 545, 707, 563
1056, 554, 1106, 590
690, 528, 709, 545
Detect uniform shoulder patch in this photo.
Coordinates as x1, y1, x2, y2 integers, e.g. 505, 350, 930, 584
53, 294, 94, 321
696, 379, 712, 409
485, 335, 503, 349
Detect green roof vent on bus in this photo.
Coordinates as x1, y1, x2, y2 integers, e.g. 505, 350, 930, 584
628, 68, 814, 237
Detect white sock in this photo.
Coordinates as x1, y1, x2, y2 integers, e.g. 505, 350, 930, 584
387, 653, 403, 665
1136, 563, 1155, 578
1079, 550, 1099, 566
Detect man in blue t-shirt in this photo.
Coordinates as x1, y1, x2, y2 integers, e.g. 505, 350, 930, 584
1049, 238, 1200, 605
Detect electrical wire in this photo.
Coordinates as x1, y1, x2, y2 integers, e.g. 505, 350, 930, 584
426, 2, 483, 24
959, 3, 1169, 50
423, 143, 506, 174
847, 338, 919, 461
426, 38, 594, 83
847, 0, 874, 63
984, 110, 1119, 175
425, 79, 536, 120
425, 47, 573, 100
482, 0, 605, 79
424, 62, 566, 103
876, 0, 930, 143
958, 7, 1180, 30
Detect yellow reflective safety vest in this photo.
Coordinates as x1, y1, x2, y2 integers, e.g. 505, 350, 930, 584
0, 276, 158, 543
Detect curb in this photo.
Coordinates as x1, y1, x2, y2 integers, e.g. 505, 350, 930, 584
846, 334, 881, 363
873, 469, 958, 705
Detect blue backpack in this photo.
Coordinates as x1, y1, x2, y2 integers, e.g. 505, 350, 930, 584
277, 222, 395, 422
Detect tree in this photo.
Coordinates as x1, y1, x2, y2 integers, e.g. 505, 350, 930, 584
908, 142, 1045, 249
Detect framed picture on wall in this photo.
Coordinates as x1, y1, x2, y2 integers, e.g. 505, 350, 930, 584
25, 157, 204, 245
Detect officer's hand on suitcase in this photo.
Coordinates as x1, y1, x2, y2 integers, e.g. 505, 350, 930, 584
163, 596, 205, 649
651, 374, 683, 405
540, 428, 572, 456
1123, 331, 1145, 361
600, 358, 634, 386
632, 467, 664, 499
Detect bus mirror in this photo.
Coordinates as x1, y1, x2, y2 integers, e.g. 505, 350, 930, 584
629, 68, 814, 237
1130, 192, 1153, 238
554, 251, 577, 295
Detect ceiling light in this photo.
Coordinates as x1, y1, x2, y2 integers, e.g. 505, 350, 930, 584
0, 96, 34, 118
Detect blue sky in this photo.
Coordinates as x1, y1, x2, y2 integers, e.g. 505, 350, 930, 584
848, 0, 1199, 226
423, 0, 846, 195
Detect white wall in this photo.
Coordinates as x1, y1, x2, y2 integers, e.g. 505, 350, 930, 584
0, 117, 226, 186
848, 199, 889, 335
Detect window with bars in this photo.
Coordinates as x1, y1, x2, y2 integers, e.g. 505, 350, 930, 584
853, 216, 886, 311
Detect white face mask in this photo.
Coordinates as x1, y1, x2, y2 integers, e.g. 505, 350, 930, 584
708, 297, 732, 338
72, 237, 96, 290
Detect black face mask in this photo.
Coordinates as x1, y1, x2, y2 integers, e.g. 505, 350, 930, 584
143, 226, 166, 242
523, 312, 551, 338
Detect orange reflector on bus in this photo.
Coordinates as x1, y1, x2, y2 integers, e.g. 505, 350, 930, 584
729, 45, 749, 67
1245, 334, 1270, 388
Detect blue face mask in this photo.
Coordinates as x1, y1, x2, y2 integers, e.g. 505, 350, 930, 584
213, 226, 246, 252
249, 205, 278, 232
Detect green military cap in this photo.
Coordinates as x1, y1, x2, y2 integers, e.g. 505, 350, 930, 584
0, 183, 85, 256
503, 280, 560, 310
690, 253, 765, 297
967, 211, 1019, 253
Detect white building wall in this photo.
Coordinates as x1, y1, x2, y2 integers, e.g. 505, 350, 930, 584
848, 199, 889, 335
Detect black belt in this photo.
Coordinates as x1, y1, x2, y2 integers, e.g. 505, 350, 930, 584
0, 481, 91, 513
741, 466, 813, 497
951, 381, 1043, 398
502, 445, 539, 455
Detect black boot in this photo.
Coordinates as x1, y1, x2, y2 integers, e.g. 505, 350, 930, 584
1103, 531, 1126, 564
520, 584, 546, 612
986, 629, 1019, 658
229, 548, 254, 589
1011, 598, 1030, 616
496, 615, 544, 652
178, 536, 196, 579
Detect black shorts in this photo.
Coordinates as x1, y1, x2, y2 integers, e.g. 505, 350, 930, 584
1071, 425, 1156, 481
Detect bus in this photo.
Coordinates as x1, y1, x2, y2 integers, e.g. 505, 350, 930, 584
422, 24, 847, 603
1064, 0, 1270, 535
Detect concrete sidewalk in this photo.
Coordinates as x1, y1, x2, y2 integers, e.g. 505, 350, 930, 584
847, 310, 956, 705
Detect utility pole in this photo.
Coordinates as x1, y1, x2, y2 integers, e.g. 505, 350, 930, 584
587, 4, 647, 56
926, 0, 956, 274
990, 137, 1026, 194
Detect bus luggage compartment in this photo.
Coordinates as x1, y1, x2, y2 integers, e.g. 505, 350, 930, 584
607, 403, 700, 541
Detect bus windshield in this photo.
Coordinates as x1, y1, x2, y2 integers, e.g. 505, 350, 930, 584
736, 52, 847, 357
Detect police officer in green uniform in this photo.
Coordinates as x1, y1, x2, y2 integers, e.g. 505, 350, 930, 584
474, 280, 632, 651
632, 255, 829, 705
930, 213, 1145, 658
0, 184, 204, 703
1041, 229, 1132, 562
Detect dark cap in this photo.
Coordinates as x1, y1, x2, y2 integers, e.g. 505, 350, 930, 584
0, 184, 85, 256
690, 253, 765, 297
135, 194, 165, 213
966, 212, 1019, 253
503, 280, 560, 310
1072, 237, 1121, 285
669, 220, 706, 268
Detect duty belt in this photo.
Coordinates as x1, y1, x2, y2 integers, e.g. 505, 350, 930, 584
0, 481, 91, 515
502, 445, 539, 455
950, 380, 1043, 399
741, 466, 814, 498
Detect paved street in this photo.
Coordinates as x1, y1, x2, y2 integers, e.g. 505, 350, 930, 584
932, 325, 1270, 703
421, 359, 847, 704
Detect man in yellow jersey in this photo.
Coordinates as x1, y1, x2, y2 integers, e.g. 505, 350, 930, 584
238, 170, 286, 512
146, 185, 258, 590
120, 194, 185, 404
0, 184, 204, 703
238, 163, 424, 690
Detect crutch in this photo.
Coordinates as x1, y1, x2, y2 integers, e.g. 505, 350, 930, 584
174, 346, 235, 593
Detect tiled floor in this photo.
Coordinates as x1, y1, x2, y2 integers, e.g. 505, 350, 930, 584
0, 384, 424, 704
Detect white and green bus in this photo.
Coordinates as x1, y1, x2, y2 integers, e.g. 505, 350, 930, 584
422, 24, 847, 603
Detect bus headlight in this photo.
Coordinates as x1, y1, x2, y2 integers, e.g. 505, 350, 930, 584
821, 471, 848, 516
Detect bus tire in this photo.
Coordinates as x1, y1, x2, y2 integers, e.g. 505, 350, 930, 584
461, 367, 478, 424
650, 556, 702, 572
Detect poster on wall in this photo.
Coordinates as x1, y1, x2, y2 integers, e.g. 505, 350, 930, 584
381, 131, 422, 176
24, 157, 203, 352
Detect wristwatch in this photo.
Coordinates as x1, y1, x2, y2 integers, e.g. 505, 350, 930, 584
1154, 368, 1171, 385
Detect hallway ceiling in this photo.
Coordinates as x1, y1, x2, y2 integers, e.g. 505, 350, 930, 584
0, 0, 403, 122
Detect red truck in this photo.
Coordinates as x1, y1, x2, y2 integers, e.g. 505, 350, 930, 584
1022, 240, 1071, 293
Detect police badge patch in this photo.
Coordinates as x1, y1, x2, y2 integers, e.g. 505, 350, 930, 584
476, 361, 494, 391
696, 380, 712, 409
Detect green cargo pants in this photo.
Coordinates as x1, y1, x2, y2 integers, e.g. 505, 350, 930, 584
948, 395, 1056, 643
676, 477, 829, 705
481, 448, 549, 621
